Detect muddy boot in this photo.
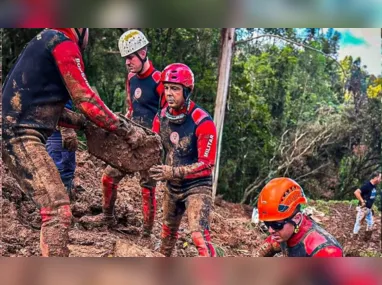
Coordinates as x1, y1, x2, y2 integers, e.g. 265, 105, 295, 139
141, 187, 157, 237
364, 230, 373, 242
80, 172, 120, 228
79, 212, 117, 229
160, 236, 178, 257
159, 224, 178, 257
40, 205, 72, 257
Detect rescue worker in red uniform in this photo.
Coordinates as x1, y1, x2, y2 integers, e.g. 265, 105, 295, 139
255, 177, 343, 257
80, 30, 165, 236
2, 28, 131, 257
149, 63, 217, 257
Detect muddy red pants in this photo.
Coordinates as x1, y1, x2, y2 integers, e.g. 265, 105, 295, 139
2, 131, 72, 257
102, 165, 156, 234
160, 186, 216, 257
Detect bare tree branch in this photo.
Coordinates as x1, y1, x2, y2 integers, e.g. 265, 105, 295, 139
295, 163, 330, 181
235, 33, 346, 77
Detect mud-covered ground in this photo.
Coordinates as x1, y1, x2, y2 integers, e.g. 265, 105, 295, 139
309, 200, 381, 257
1, 151, 381, 257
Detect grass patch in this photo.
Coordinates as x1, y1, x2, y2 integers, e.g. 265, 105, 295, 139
308, 199, 382, 215
359, 250, 382, 257
214, 245, 226, 257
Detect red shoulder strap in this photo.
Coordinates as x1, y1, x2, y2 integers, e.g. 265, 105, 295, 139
191, 108, 209, 125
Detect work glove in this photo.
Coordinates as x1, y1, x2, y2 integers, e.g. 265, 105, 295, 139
149, 165, 183, 181
114, 114, 133, 136
61, 127, 79, 152
115, 114, 145, 149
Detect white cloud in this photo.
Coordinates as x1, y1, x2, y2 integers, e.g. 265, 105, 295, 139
336, 28, 380, 76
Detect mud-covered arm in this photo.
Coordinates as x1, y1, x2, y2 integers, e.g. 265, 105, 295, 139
149, 119, 216, 181
58, 108, 86, 129
125, 73, 134, 119
177, 119, 217, 179
52, 40, 119, 132
254, 235, 281, 257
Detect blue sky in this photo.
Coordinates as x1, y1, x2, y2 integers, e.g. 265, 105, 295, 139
245, 28, 380, 76
328, 28, 380, 76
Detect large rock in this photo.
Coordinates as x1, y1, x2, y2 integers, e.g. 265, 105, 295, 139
85, 116, 163, 173
114, 239, 164, 257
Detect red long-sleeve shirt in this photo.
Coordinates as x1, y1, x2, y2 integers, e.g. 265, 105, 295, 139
152, 101, 216, 189
2, 28, 119, 141
256, 215, 343, 257
52, 28, 119, 131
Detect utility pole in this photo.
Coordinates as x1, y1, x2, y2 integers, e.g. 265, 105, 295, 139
212, 28, 235, 200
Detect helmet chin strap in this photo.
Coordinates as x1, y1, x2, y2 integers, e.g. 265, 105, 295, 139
165, 87, 192, 124
135, 51, 148, 74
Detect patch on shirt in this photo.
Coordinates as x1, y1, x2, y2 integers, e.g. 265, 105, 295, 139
170, 132, 179, 145
134, 88, 142, 99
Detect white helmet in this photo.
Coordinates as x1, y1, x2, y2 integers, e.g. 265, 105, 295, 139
118, 29, 149, 57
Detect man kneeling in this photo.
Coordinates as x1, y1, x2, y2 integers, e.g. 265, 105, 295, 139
255, 177, 343, 257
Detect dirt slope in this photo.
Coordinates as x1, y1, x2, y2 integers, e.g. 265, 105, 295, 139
1, 151, 380, 257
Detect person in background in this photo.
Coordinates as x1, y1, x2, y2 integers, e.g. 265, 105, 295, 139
81, 30, 165, 237
353, 171, 381, 241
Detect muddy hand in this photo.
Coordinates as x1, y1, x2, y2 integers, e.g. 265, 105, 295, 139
61, 127, 78, 152
115, 115, 133, 137
149, 165, 174, 181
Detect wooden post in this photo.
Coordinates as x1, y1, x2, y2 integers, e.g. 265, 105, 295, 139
212, 28, 235, 200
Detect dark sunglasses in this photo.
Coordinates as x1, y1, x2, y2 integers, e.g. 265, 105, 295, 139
264, 219, 291, 231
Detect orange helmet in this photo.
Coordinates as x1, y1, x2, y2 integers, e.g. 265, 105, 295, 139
258, 177, 307, 222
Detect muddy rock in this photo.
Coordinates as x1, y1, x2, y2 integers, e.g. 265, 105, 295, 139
85, 118, 162, 173
114, 239, 164, 257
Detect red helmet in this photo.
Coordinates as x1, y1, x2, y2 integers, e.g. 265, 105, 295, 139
161, 63, 194, 91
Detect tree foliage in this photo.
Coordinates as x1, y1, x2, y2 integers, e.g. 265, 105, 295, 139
2, 28, 381, 205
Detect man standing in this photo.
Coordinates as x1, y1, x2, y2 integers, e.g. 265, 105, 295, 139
149, 63, 217, 257
255, 177, 343, 257
46, 100, 78, 201
353, 171, 381, 241
2, 28, 129, 256
81, 30, 165, 237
